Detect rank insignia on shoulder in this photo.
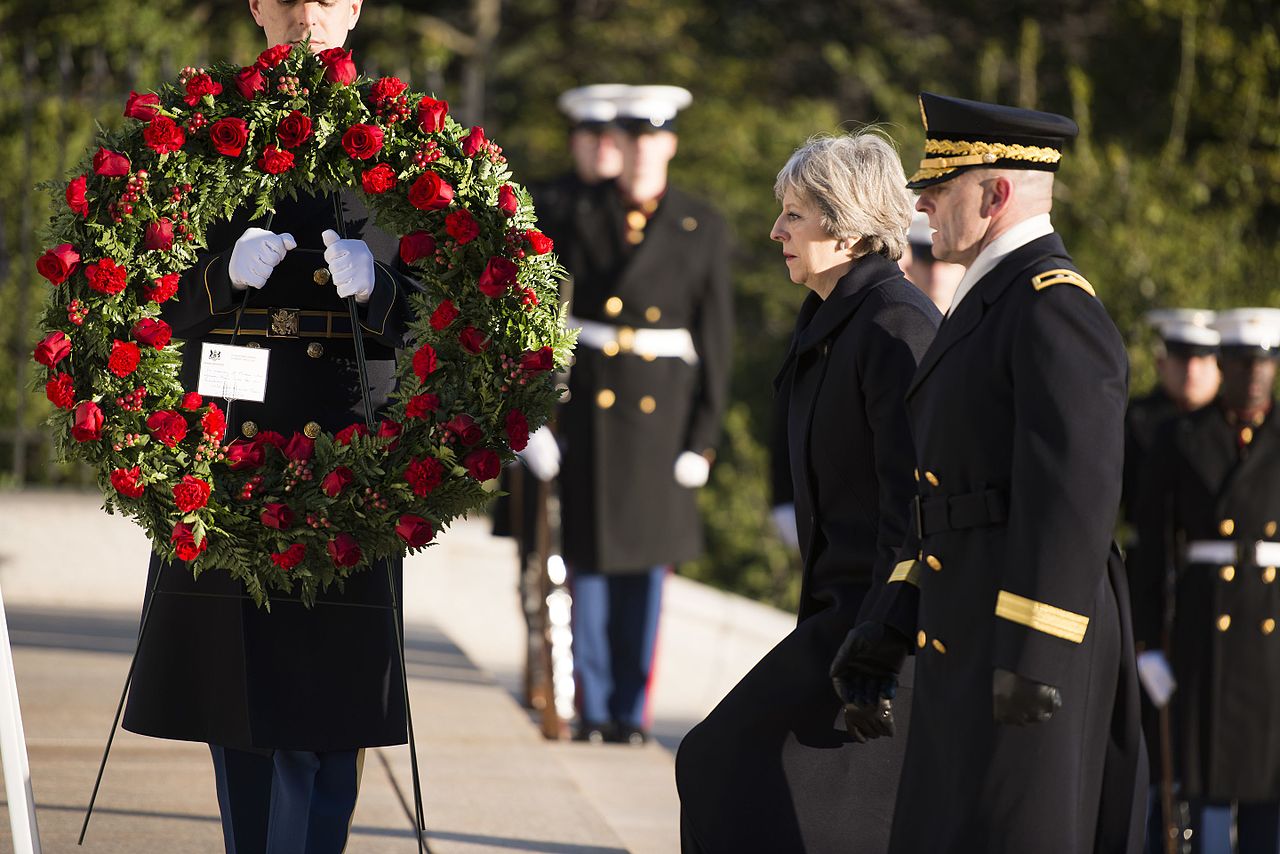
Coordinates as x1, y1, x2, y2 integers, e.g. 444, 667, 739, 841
1030, 268, 1096, 297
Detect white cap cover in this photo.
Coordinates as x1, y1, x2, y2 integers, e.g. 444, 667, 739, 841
1211, 308, 1280, 349
557, 84, 630, 124
612, 85, 693, 126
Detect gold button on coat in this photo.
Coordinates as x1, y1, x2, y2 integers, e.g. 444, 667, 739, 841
1220, 519, 1236, 536
626, 210, 648, 230
681, 216, 698, 231
926, 555, 942, 572
1242, 426, 1255, 445
925, 471, 940, 487
241, 421, 258, 438
246, 341, 262, 349
913, 468, 920, 482
1264, 618, 1276, 636
303, 421, 321, 439
931, 639, 947, 654
1268, 521, 1278, 538
639, 395, 656, 414
307, 342, 324, 358
602, 341, 620, 357
1265, 567, 1277, 584
596, 389, 616, 409
1220, 566, 1236, 582
916, 630, 927, 649
605, 297, 624, 317
313, 268, 331, 285
1217, 615, 1232, 632
645, 306, 662, 323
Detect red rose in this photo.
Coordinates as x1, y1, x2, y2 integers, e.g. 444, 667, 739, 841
209, 117, 248, 157
173, 475, 211, 512
257, 144, 295, 175
497, 184, 518, 217
171, 522, 207, 562
33, 331, 71, 367
412, 344, 438, 381
459, 326, 489, 354
257, 44, 293, 69
181, 392, 203, 411
71, 401, 104, 442
445, 414, 484, 446
335, 423, 369, 445
370, 76, 407, 103
260, 502, 295, 530
404, 456, 444, 496
418, 97, 449, 133
429, 300, 459, 330
328, 533, 362, 568
399, 231, 436, 265
183, 72, 222, 106
146, 409, 188, 448
520, 346, 555, 374
283, 433, 314, 462
146, 273, 180, 304
202, 404, 226, 442
505, 410, 529, 451
86, 258, 128, 295
226, 441, 265, 471
276, 110, 313, 149
378, 418, 402, 442
341, 123, 384, 160
66, 176, 89, 217
271, 543, 307, 570
478, 256, 518, 298
143, 116, 186, 155
445, 209, 479, 245
131, 317, 173, 350
322, 466, 355, 497
143, 218, 174, 251
461, 126, 487, 157
408, 171, 454, 211
93, 148, 131, 177
396, 514, 435, 548
235, 66, 266, 99
110, 466, 145, 499
45, 374, 75, 409
256, 430, 286, 449
464, 448, 501, 482
37, 244, 80, 285
405, 393, 440, 419
526, 229, 554, 255
318, 48, 358, 85
108, 340, 141, 377
124, 91, 161, 121
361, 163, 397, 194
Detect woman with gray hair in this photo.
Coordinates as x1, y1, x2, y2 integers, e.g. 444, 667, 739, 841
675, 131, 939, 852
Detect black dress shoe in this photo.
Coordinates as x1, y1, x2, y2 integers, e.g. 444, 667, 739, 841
573, 721, 611, 744
612, 725, 649, 746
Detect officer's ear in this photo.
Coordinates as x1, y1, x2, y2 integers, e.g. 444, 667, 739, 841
348, 0, 364, 30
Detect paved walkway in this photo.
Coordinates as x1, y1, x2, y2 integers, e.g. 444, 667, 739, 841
0, 490, 794, 853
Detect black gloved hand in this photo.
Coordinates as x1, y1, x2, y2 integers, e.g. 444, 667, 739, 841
992, 667, 1062, 725
830, 621, 911, 741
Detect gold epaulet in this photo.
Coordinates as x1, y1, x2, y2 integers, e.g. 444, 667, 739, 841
1030, 268, 1096, 297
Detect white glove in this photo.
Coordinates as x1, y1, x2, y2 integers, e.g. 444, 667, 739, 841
229, 227, 297, 290
517, 426, 561, 482
771, 502, 800, 550
1136, 650, 1177, 708
674, 450, 711, 488
322, 229, 376, 304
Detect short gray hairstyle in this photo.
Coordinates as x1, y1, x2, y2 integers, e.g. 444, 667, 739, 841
774, 131, 914, 261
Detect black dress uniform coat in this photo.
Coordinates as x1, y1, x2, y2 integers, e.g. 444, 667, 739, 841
557, 181, 733, 572
675, 254, 938, 853
1133, 403, 1280, 802
880, 233, 1147, 854
123, 189, 415, 752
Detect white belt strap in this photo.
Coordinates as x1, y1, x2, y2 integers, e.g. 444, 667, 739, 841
1186, 540, 1280, 566
569, 315, 699, 365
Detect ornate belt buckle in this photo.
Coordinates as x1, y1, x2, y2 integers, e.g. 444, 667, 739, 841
267, 307, 300, 339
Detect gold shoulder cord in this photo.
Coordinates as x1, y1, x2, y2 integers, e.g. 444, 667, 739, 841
1030, 268, 1096, 297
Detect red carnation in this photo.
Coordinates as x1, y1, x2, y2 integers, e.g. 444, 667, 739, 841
181, 392, 203, 411
378, 418, 402, 443
66, 176, 89, 217
108, 340, 141, 377
318, 48, 357, 85
33, 331, 71, 367
404, 456, 444, 496
520, 346, 555, 375
93, 148, 131, 177
322, 466, 355, 498
505, 410, 529, 451
147, 410, 188, 448
257, 43, 293, 69
124, 91, 161, 122
328, 533, 362, 568
459, 326, 489, 354
183, 72, 222, 106
283, 432, 314, 462
209, 117, 249, 157
173, 475, 212, 512
171, 521, 207, 562
405, 393, 440, 419
396, 515, 435, 548
131, 317, 173, 350
429, 300, 459, 330
271, 543, 306, 570
45, 374, 75, 410
235, 66, 266, 99
526, 229, 554, 255
202, 404, 226, 442
86, 258, 128, 296
446, 414, 484, 446
461, 126, 487, 157
464, 448, 501, 482
144, 218, 175, 251
497, 184, 518, 217
257, 145, 295, 175
408, 171, 454, 211
260, 502, 295, 530
226, 441, 266, 471
37, 244, 80, 285
445, 209, 479, 245
342, 123, 384, 160
399, 231, 436, 265
145, 273, 180, 304
71, 401, 104, 442
370, 76, 407, 103
361, 164, 397, 194
478, 256, 518, 298
144, 117, 186, 155
335, 423, 369, 446
110, 466, 145, 499
412, 344, 438, 381
418, 96, 449, 133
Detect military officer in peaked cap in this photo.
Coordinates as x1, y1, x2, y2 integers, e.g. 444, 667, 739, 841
556, 85, 734, 744
837, 92, 1147, 853
1133, 308, 1280, 853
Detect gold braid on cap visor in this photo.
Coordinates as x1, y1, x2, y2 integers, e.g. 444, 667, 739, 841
909, 138, 1063, 182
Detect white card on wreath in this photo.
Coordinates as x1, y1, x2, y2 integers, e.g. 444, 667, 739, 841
197, 342, 270, 402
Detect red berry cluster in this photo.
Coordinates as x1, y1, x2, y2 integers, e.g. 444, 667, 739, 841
374, 93, 412, 124
111, 432, 145, 452
305, 511, 334, 531
275, 75, 307, 97
168, 182, 194, 205
497, 354, 531, 393
114, 385, 147, 412
185, 111, 207, 133
238, 474, 264, 502
359, 486, 390, 512
411, 141, 442, 168
281, 459, 315, 493
66, 299, 89, 326
109, 170, 150, 223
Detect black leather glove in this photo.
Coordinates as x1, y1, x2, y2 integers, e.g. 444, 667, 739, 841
830, 621, 911, 742
992, 667, 1062, 725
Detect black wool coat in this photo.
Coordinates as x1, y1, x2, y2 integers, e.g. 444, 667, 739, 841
123, 190, 416, 752
675, 255, 938, 854
1132, 403, 1280, 802
879, 233, 1147, 854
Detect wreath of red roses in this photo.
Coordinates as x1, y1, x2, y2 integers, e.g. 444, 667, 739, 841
33, 44, 570, 606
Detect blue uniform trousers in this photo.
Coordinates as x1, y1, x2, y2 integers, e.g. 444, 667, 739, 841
1187, 800, 1280, 853
209, 745, 363, 854
570, 566, 666, 728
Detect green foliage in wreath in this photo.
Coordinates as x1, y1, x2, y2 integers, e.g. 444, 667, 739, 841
31, 43, 573, 607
